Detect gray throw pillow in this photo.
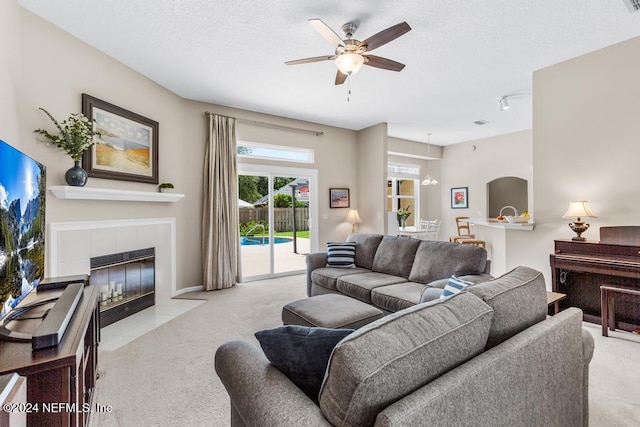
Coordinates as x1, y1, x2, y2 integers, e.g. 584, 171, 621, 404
255, 325, 354, 402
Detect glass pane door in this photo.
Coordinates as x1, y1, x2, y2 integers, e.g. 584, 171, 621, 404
273, 176, 309, 275
238, 173, 270, 279
238, 169, 315, 281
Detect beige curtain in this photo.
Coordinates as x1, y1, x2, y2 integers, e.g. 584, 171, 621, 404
202, 113, 240, 290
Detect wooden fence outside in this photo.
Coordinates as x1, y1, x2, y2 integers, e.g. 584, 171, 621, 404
239, 207, 309, 232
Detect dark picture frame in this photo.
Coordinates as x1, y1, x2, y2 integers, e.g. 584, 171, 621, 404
329, 188, 350, 208
451, 187, 468, 209
82, 93, 159, 184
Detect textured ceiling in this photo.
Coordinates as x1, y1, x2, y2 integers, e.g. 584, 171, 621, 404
18, 0, 640, 146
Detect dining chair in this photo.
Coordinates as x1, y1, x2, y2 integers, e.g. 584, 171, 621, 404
450, 216, 475, 242
459, 239, 486, 249
427, 219, 441, 240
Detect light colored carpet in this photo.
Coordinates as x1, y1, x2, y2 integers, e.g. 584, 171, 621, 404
90, 275, 307, 427
89, 275, 640, 427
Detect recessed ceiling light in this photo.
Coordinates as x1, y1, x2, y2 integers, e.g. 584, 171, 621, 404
474, 120, 489, 125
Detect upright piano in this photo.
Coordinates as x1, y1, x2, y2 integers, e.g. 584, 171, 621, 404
550, 226, 640, 331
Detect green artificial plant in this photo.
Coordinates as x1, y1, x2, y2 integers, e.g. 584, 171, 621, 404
34, 107, 100, 161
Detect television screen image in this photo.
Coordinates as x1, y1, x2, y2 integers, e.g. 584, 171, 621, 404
0, 139, 46, 321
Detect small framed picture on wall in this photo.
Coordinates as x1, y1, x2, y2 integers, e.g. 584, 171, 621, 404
329, 188, 350, 208
451, 187, 468, 209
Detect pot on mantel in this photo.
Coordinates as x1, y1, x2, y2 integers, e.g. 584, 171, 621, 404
65, 160, 88, 187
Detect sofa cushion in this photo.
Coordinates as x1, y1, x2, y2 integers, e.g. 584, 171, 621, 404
336, 272, 408, 303
346, 233, 384, 269
255, 325, 354, 403
371, 281, 426, 312
408, 241, 487, 284
311, 267, 370, 292
441, 275, 475, 299
467, 266, 547, 349
371, 235, 421, 278
326, 241, 356, 268
318, 292, 494, 427
282, 294, 384, 329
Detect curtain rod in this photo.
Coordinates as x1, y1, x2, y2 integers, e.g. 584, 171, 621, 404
204, 111, 324, 136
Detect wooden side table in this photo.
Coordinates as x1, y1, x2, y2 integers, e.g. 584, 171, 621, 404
600, 285, 640, 337
547, 291, 567, 315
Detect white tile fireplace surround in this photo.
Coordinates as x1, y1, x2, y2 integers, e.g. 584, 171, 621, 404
48, 218, 204, 350
48, 218, 181, 302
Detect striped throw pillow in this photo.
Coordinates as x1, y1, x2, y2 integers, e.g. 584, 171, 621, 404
326, 242, 356, 268
440, 275, 475, 299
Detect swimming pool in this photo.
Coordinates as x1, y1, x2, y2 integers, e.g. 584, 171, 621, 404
240, 236, 293, 246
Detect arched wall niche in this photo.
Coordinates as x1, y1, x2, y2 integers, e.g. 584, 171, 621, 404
487, 176, 528, 218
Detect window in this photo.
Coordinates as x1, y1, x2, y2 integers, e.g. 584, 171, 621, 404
387, 163, 420, 226
238, 141, 314, 164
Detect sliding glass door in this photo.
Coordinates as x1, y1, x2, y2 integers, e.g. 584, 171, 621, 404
238, 172, 270, 278
238, 165, 318, 281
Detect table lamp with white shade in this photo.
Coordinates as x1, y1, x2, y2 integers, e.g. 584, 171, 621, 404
563, 201, 597, 241
346, 209, 362, 232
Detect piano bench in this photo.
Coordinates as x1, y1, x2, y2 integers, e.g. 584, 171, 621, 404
600, 285, 640, 337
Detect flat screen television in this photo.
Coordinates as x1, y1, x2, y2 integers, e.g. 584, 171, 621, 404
0, 139, 46, 322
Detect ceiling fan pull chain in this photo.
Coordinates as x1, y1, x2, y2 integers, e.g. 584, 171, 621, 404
347, 75, 352, 102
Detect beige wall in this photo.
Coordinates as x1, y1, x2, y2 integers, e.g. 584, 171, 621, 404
441, 35, 640, 284
16, 10, 200, 289
440, 130, 533, 236
0, 1, 21, 144
528, 35, 640, 284
183, 101, 360, 249
12, 2, 638, 291
10, 7, 363, 290
439, 130, 533, 275
356, 123, 387, 234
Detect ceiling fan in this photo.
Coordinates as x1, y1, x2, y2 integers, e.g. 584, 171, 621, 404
285, 19, 412, 85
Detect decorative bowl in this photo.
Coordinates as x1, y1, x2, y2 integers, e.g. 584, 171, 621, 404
506, 216, 529, 224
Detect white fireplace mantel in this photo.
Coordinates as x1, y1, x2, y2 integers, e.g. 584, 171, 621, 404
49, 186, 184, 203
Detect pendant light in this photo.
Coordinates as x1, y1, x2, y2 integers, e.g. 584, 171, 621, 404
421, 133, 438, 186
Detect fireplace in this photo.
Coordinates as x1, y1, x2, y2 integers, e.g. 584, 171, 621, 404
90, 247, 155, 327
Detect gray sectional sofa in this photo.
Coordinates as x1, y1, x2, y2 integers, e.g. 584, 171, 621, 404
216, 265, 595, 426
306, 233, 492, 312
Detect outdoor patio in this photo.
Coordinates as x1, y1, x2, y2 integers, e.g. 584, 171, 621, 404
240, 237, 310, 279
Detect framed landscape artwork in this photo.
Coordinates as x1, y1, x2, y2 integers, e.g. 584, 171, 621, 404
329, 188, 350, 208
451, 187, 468, 209
82, 94, 159, 184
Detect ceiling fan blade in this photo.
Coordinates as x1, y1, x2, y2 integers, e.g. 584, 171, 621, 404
363, 55, 406, 71
285, 55, 336, 66
359, 22, 411, 52
309, 18, 345, 48
335, 70, 348, 85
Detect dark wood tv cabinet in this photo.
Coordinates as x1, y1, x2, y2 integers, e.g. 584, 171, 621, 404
0, 285, 100, 427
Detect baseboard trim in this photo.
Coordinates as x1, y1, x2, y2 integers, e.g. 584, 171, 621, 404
174, 285, 204, 296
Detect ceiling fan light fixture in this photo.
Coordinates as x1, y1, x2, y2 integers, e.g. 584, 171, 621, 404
335, 53, 365, 75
